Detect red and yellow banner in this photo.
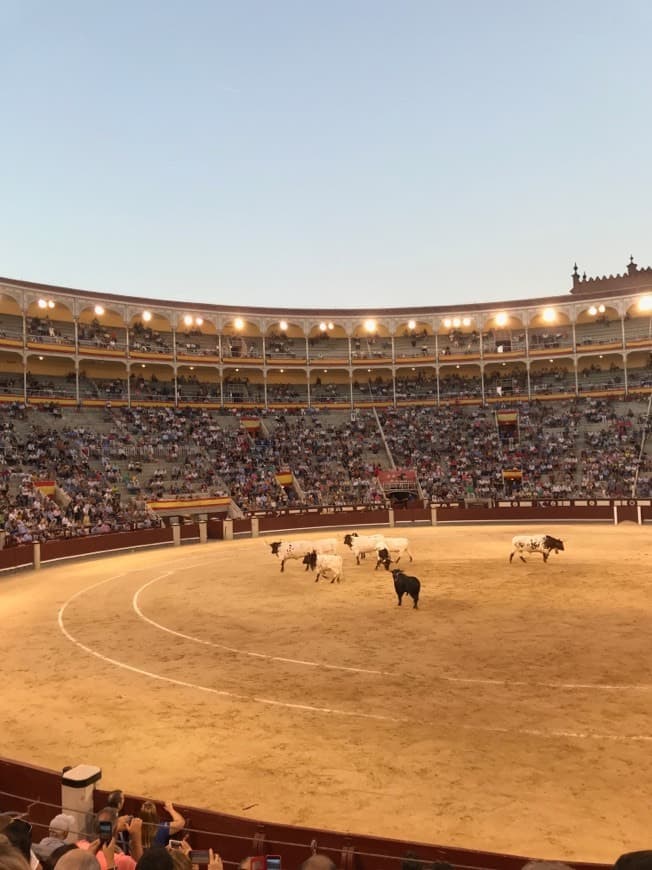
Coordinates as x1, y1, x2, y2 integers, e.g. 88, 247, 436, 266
502, 470, 523, 479
34, 479, 56, 496
241, 417, 261, 431
496, 412, 518, 424
275, 471, 293, 486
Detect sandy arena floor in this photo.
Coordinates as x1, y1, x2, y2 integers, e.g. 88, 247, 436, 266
2, 524, 652, 864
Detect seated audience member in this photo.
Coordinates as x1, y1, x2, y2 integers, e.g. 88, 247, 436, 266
105, 795, 128, 857
300, 856, 337, 870
137, 804, 184, 850
41, 844, 79, 870
55, 852, 100, 870
0, 814, 39, 870
33, 816, 76, 861
134, 848, 172, 870
0, 835, 31, 870
614, 854, 652, 870
77, 809, 142, 870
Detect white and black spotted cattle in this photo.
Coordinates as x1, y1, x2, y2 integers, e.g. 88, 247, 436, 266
375, 537, 413, 570
269, 538, 337, 572
303, 551, 344, 584
509, 534, 565, 564
343, 532, 385, 564
391, 569, 420, 608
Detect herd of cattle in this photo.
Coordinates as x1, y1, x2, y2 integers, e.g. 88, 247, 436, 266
267, 531, 565, 610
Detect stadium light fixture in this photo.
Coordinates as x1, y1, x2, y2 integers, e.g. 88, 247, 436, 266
542, 308, 557, 323
638, 294, 652, 312
38, 299, 47, 309
94, 305, 105, 316
234, 317, 244, 330
327, 322, 334, 330
443, 318, 451, 328
183, 315, 193, 326
319, 322, 327, 332
142, 310, 152, 322
598, 304, 606, 314
279, 320, 288, 331
588, 306, 597, 316
452, 317, 461, 328
364, 319, 376, 333
407, 319, 416, 331
495, 312, 508, 327
462, 317, 472, 327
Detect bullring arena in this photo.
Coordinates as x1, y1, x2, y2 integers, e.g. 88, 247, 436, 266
2, 522, 652, 864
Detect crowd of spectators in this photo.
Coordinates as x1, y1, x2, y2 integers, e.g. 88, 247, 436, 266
1, 395, 651, 546
0, 798, 344, 870
3, 803, 652, 870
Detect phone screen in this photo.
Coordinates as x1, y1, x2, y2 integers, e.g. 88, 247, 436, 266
266, 857, 282, 870
98, 821, 113, 844
189, 851, 210, 865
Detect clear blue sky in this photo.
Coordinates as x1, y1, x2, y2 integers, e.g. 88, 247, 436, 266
2, 0, 651, 309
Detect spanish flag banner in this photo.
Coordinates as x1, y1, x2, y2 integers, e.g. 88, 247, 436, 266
34, 479, 56, 496
496, 411, 518, 424
502, 470, 523, 480
275, 470, 293, 486
241, 417, 261, 431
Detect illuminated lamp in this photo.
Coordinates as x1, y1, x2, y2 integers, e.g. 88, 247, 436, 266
319, 322, 327, 332
638, 295, 652, 312
38, 299, 47, 309
183, 315, 193, 327
452, 317, 461, 328
279, 320, 288, 331
407, 319, 416, 330
542, 308, 556, 323
94, 305, 105, 316
462, 317, 471, 327
495, 313, 508, 327
364, 319, 376, 333
234, 317, 244, 330
588, 306, 597, 316
142, 310, 152, 322
598, 304, 606, 314
195, 317, 203, 326
443, 318, 452, 328
327, 322, 334, 330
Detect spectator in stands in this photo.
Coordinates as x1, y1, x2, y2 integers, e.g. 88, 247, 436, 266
0, 815, 39, 870
33, 816, 75, 862
55, 852, 100, 870
77, 809, 142, 870
0, 835, 30, 870
613, 853, 652, 870
300, 856, 336, 870
133, 848, 172, 870
136, 804, 184, 850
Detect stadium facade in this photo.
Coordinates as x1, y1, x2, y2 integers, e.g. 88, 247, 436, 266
0, 257, 650, 408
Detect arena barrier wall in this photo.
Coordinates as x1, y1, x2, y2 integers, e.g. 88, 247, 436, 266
0, 756, 611, 870
1, 501, 650, 575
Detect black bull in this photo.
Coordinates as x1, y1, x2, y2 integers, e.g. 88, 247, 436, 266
391, 569, 420, 609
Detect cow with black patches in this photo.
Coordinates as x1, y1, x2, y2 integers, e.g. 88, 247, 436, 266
391, 569, 421, 608
375, 536, 413, 570
343, 532, 386, 564
509, 534, 565, 563
269, 538, 337, 572
303, 550, 344, 584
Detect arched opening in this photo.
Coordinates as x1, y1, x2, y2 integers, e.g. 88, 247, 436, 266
307, 322, 349, 362
222, 318, 263, 360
